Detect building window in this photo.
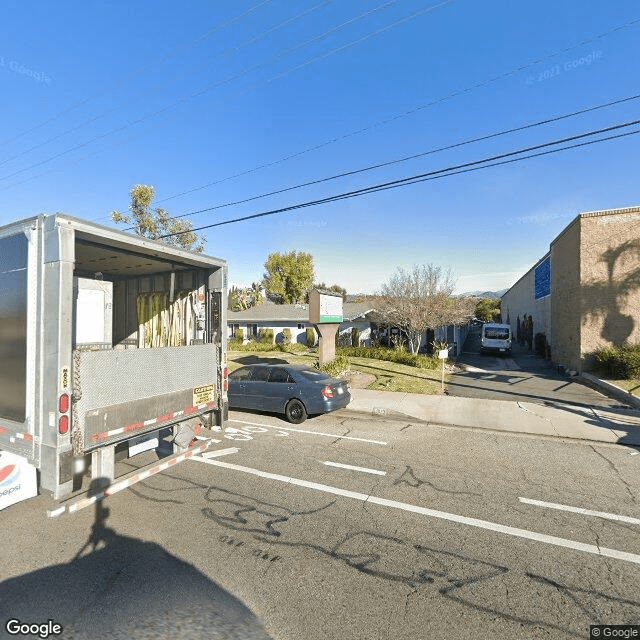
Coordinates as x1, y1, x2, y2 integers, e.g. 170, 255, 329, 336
247, 324, 258, 337
297, 323, 304, 330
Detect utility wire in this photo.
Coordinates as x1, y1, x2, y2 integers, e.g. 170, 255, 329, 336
153, 94, 640, 224
0, 0, 274, 148
154, 15, 640, 206
0, 0, 419, 183
0, 1, 329, 169
159, 120, 640, 238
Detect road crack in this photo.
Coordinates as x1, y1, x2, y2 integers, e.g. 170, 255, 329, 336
589, 445, 637, 504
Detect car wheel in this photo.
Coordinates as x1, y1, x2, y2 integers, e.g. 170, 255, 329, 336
285, 398, 307, 424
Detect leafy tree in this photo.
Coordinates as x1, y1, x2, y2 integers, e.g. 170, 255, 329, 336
229, 282, 264, 311
475, 298, 501, 322
263, 251, 314, 304
374, 264, 475, 354
111, 184, 205, 253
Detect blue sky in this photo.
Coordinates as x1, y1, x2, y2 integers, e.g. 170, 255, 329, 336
0, 1, 638, 294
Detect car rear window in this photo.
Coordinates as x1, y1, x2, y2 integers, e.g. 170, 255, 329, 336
229, 367, 252, 381
298, 369, 331, 381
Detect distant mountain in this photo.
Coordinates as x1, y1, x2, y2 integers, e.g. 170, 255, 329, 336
458, 289, 508, 299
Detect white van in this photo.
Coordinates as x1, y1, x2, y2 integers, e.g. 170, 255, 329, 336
480, 323, 512, 356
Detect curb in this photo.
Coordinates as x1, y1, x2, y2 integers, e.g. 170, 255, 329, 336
579, 373, 640, 410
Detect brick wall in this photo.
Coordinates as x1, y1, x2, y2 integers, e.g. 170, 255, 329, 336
579, 207, 640, 367
550, 217, 581, 370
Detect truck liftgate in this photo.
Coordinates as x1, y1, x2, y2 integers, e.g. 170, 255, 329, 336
0, 214, 229, 510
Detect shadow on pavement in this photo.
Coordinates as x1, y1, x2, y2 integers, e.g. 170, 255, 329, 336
0, 480, 273, 640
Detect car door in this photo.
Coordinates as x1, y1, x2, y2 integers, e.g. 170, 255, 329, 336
246, 365, 271, 411
227, 366, 253, 409
266, 367, 297, 412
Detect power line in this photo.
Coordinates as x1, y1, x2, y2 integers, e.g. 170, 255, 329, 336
0, 0, 418, 183
0, 0, 367, 170
158, 119, 640, 238
153, 15, 640, 206
156, 94, 640, 224
0, 0, 274, 148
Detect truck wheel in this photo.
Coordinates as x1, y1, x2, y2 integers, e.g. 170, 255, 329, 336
285, 399, 307, 424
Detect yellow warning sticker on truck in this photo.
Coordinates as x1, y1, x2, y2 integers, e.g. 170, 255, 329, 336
193, 384, 214, 406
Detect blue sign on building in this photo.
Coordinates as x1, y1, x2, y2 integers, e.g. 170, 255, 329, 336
534, 256, 551, 299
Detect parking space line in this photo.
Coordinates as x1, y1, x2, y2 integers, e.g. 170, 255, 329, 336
518, 497, 640, 525
229, 419, 387, 445
323, 461, 386, 475
202, 459, 640, 566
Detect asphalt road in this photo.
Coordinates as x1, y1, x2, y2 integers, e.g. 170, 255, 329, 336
448, 324, 624, 408
2, 408, 639, 640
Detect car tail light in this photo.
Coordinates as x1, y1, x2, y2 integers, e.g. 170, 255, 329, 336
321, 385, 333, 399
59, 393, 69, 413
59, 415, 69, 434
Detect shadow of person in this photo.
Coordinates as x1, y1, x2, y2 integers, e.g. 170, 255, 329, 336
0, 478, 273, 640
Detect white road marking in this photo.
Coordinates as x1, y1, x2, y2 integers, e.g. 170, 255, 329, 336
229, 419, 387, 445
198, 447, 240, 459
323, 461, 386, 475
519, 497, 640, 526
203, 460, 640, 566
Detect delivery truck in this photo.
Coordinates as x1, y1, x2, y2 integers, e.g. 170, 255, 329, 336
0, 214, 228, 509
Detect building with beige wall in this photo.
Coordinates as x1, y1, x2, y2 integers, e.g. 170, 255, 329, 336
501, 206, 640, 373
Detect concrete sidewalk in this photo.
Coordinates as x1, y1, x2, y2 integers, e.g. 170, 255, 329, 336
345, 388, 640, 446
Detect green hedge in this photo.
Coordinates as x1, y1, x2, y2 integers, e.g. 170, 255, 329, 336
592, 344, 640, 379
337, 346, 440, 369
315, 355, 350, 377
228, 341, 308, 353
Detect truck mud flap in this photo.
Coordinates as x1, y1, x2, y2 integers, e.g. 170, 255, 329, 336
47, 441, 238, 517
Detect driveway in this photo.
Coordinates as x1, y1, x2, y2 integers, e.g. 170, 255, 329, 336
447, 323, 624, 408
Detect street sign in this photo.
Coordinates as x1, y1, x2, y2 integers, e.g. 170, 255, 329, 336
438, 349, 448, 359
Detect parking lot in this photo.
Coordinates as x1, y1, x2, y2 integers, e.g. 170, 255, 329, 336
447, 323, 625, 408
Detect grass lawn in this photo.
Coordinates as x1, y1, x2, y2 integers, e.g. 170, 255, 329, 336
601, 377, 640, 397
227, 348, 447, 395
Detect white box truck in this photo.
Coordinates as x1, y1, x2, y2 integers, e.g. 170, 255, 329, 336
0, 214, 228, 510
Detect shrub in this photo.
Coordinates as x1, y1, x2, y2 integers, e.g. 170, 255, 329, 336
337, 346, 440, 370
258, 328, 274, 344
281, 328, 292, 345
315, 355, 350, 377
282, 342, 307, 353
229, 341, 279, 352
306, 327, 316, 346
591, 344, 640, 379
234, 328, 244, 343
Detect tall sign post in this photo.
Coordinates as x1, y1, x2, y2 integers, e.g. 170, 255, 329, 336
309, 289, 343, 366
438, 348, 448, 393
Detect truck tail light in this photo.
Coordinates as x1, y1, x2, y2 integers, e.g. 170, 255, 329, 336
59, 393, 69, 413
321, 385, 333, 399
223, 367, 228, 392
59, 415, 69, 434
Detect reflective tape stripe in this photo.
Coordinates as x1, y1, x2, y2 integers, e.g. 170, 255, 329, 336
90, 403, 214, 442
